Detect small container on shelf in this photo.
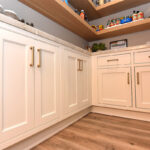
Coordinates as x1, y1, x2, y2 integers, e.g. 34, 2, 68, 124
96, 25, 104, 31
99, 0, 104, 5
138, 11, 144, 20
132, 11, 138, 21
80, 10, 85, 20
120, 16, 132, 24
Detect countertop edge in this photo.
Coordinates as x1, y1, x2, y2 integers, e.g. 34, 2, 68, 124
91, 44, 150, 56
0, 13, 91, 55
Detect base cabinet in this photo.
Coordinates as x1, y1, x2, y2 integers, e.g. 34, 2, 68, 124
63, 50, 90, 116
0, 29, 60, 146
135, 66, 150, 109
0, 29, 35, 143
77, 57, 89, 108
97, 67, 132, 107
0, 26, 91, 149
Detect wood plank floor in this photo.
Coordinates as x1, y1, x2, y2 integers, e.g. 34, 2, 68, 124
32, 113, 150, 150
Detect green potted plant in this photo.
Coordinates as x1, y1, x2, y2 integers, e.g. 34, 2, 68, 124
92, 43, 106, 52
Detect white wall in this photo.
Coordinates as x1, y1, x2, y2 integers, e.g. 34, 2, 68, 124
0, 0, 88, 48
89, 3, 150, 49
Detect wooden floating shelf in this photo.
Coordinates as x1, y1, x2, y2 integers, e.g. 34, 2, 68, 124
70, 0, 150, 21
19, 0, 96, 41
95, 19, 150, 40
19, 0, 150, 42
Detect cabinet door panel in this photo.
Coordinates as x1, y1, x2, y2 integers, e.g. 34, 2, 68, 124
98, 67, 132, 107
0, 30, 34, 143
77, 58, 89, 107
35, 41, 59, 126
64, 51, 78, 114
135, 66, 150, 109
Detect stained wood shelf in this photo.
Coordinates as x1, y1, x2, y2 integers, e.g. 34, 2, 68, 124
19, 0, 150, 42
19, 0, 96, 41
70, 0, 150, 21
95, 19, 150, 40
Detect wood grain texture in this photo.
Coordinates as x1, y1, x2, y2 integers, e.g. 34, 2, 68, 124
19, 0, 96, 41
19, 0, 150, 41
32, 113, 150, 150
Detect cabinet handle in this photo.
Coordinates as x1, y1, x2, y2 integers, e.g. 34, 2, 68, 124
127, 73, 130, 84
30, 46, 34, 67
107, 59, 119, 62
37, 49, 41, 68
77, 59, 83, 71
137, 72, 140, 85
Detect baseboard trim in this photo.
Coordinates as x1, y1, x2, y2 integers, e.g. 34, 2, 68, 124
5, 107, 91, 150
91, 106, 150, 122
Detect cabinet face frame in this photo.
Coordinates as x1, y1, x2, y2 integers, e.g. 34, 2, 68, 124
77, 56, 90, 108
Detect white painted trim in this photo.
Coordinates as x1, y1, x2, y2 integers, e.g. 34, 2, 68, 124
91, 106, 150, 122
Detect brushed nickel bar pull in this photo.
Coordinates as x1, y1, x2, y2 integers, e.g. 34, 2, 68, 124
37, 49, 41, 68
127, 73, 130, 84
30, 46, 34, 67
107, 59, 119, 62
137, 72, 140, 85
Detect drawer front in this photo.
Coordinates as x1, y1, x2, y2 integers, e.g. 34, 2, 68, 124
97, 54, 131, 66
134, 51, 150, 64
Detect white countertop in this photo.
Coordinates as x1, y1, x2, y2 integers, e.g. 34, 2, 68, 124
0, 13, 91, 55
92, 44, 150, 56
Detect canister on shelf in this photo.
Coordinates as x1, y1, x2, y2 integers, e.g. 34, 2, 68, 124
107, 20, 111, 28
138, 11, 144, 20
100, 0, 104, 5
132, 11, 138, 21
80, 10, 85, 20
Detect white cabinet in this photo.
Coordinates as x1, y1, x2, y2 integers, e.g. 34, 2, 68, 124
0, 29, 35, 143
77, 57, 90, 108
35, 41, 60, 126
63, 51, 78, 114
0, 23, 91, 149
62, 50, 90, 116
0, 29, 60, 145
97, 67, 132, 107
135, 66, 150, 109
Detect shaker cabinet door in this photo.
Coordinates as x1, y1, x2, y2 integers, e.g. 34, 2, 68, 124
98, 67, 132, 107
135, 66, 150, 109
63, 51, 78, 114
35, 41, 60, 126
0, 29, 35, 143
77, 57, 90, 108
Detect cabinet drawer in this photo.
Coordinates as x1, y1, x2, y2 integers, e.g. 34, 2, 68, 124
97, 54, 131, 66
134, 51, 150, 64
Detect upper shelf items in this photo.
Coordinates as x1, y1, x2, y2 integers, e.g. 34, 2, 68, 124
70, 0, 150, 21
19, 0, 150, 41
